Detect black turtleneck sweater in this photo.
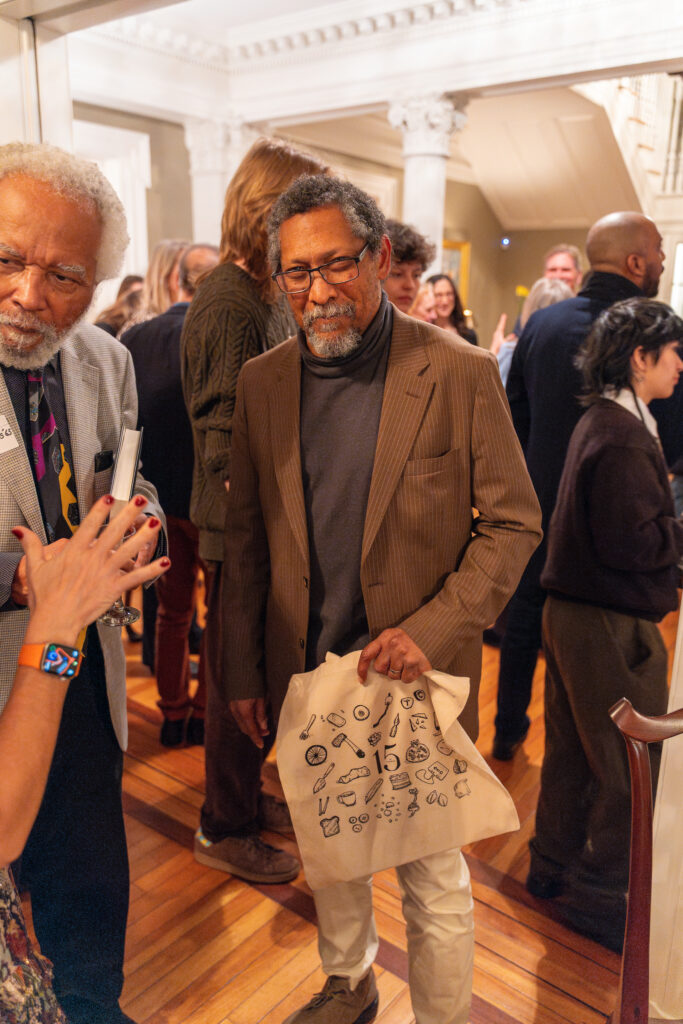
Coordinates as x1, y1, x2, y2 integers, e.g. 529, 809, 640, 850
299, 293, 393, 670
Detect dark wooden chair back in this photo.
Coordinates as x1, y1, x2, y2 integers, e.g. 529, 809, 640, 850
608, 697, 683, 1024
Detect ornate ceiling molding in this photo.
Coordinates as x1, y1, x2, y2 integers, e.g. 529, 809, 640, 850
92, 0, 530, 75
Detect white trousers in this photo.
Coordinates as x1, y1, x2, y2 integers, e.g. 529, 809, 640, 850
312, 847, 474, 1024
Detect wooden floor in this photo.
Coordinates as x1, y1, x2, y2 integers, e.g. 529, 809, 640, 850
113, 605, 679, 1024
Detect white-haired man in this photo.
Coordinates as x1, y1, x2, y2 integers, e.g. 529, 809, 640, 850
0, 142, 164, 1024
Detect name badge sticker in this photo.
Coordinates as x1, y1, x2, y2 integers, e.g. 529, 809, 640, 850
0, 415, 19, 454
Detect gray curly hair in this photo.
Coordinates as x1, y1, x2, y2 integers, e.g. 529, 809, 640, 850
267, 174, 386, 271
0, 142, 129, 283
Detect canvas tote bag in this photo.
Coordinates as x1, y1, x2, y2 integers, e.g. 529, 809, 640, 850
277, 650, 519, 889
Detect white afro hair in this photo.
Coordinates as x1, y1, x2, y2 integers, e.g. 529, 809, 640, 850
0, 141, 129, 283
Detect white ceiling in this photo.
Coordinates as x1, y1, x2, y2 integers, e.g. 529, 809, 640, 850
279, 84, 642, 230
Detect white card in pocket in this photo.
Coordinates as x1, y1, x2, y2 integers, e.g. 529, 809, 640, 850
0, 415, 19, 454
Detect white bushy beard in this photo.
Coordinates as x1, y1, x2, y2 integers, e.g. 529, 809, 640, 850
303, 301, 362, 359
0, 311, 84, 370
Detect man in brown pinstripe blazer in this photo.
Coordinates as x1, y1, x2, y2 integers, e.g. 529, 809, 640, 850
0, 143, 164, 1024
223, 176, 542, 1024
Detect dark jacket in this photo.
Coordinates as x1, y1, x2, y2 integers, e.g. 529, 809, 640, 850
506, 271, 642, 532
650, 377, 683, 475
541, 400, 683, 621
120, 302, 193, 519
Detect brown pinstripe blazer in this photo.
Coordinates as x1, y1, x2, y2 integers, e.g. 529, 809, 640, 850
222, 309, 541, 740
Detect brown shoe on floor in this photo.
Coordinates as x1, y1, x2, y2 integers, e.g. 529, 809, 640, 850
193, 829, 299, 883
282, 970, 378, 1024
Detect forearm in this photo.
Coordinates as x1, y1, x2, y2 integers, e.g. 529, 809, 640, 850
0, 611, 76, 865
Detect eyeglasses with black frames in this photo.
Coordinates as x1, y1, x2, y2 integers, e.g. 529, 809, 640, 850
272, 243, 370, 295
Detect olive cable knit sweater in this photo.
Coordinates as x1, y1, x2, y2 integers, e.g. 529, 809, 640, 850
181, 263, 294, 561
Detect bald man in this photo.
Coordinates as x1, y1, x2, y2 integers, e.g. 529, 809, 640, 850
492, 212, 666, 764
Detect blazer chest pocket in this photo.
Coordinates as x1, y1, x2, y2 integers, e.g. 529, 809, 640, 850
403, 447, 461, 477
93, 466, 113, 500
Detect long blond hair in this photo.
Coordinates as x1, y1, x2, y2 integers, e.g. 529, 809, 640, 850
219, 138, 327, 299
140, 239, 189, 316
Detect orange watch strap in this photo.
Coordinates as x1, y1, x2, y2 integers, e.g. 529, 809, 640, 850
17, 643, 45, 671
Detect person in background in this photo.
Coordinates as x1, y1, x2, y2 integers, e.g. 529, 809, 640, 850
182, 137, 327, 884
0, 497, 167, 1024
543, 243, 583, 293
529, 298, 683, 952
493, 277, 573, 386
428, 273, 478, 345
121, 243, 219, 747
119, 238, 188, 335
494, 242, 583, 346
408, 281, 437, 324
120, 239, 189, 663
493, 211, 666, 762
383, 219, 436, 313
94, 274, 143, 337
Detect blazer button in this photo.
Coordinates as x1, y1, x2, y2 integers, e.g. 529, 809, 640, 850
303, 576, 309, 588
299, 638, 305, 649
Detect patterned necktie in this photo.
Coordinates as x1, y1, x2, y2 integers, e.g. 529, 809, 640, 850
27, 371, 80, 543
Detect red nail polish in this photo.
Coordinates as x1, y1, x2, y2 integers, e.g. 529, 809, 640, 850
103, 494, 115, 505
134, 495, 147, 507
148, 516, 160, 528
160, 557, 171, 568
11, 527, 23, 539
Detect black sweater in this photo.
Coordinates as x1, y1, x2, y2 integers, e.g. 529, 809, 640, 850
541, 400, 683, 621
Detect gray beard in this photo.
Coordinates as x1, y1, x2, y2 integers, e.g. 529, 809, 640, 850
303, 301, 362, 359
307, 327, 362, 359
0, 312, 82, 370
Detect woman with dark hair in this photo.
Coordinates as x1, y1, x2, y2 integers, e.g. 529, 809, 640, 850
528, 297, 683, 952
427, 273, 477, 345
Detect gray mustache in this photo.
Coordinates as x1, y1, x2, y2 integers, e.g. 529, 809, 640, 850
303, 302, 355, 329
0, 312, 53, 339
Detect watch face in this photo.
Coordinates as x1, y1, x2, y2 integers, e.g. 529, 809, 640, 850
42, 643, 80, 677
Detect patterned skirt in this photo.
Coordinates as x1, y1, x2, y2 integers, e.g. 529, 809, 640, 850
0, 867, 66, 1024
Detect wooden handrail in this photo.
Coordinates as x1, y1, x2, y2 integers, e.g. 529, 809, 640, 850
608, 698, 683, 1024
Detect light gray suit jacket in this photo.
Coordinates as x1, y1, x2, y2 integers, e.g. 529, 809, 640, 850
0, 322, 163, 749
222, 310, 542, 740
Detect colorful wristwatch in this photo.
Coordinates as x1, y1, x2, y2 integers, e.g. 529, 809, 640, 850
18, 642, 82, 678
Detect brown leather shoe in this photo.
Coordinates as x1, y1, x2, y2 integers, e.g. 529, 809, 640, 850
282, 970, 378, 1023
193, 829, 299, 883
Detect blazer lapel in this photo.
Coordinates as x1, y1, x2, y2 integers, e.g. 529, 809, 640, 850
270, 343, 309, 565
0, 371, 46, 540
60, 342, 99, 522
362, 313, 434, 563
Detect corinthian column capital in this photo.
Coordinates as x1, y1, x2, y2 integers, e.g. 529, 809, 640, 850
388, 94, 468, 158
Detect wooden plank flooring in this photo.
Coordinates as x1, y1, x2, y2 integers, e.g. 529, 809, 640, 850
40, 602, 680, 1022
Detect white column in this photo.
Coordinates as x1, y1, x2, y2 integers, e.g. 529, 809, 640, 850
34, 24, 73, 150
184, 118, 259, 245
0, 17, 73, 148
0, 17, 40, 144
388, 95, 467, 275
